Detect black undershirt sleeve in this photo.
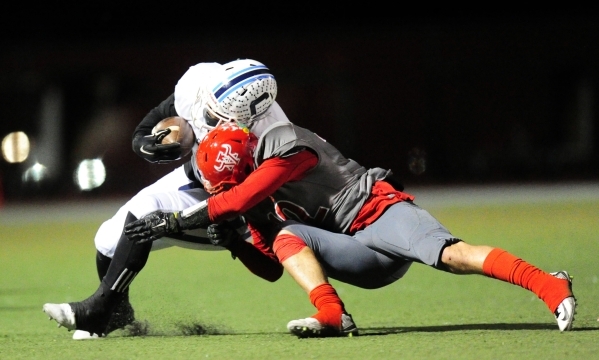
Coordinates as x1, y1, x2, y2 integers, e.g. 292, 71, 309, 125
132, 93, 178, 140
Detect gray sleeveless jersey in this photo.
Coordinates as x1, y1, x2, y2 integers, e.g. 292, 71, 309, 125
255, 122, 390, 233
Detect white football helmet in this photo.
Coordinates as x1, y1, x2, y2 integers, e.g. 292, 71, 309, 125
193, 59, 277, 132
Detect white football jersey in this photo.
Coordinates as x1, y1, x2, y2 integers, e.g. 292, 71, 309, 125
173, 62, 221, 140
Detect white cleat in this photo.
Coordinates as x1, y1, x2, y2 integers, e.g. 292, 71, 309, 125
550, 271, 576, 331
42, 303, 76, 331
287, 317, 322, 332
555, 297, 576, 331
287, 313, 358, 338
72, 330, 100, 340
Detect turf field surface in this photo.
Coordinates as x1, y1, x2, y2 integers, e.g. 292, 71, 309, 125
1, 183, 599, 359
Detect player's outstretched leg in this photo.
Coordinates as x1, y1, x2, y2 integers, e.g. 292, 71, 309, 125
43, 212, 151, 337
481, 248, 576, 331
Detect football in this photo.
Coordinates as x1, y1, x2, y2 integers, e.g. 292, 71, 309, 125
151, 116, 196, 157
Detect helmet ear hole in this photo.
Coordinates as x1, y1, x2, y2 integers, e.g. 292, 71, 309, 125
243, 163, 253, 176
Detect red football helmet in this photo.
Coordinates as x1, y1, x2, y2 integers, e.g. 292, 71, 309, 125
196, 122, 258, 194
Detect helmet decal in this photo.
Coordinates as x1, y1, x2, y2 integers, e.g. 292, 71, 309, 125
249, 92, 271, 116
196, 122, 258, 194
214, 144, 241, 172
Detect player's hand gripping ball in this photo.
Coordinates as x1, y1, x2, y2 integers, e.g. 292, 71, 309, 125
152, 117, 196, 158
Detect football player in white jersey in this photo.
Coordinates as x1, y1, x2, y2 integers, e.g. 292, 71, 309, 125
42, 59, 289, 339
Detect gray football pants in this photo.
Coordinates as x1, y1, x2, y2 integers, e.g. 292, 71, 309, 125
281, 201, 460, 289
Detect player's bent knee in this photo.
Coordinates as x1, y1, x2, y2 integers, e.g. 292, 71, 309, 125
94, 219, 120, 258
440, 241, 468, 272
273, 232, 307, 263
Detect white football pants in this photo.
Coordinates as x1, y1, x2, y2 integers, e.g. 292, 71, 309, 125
94, 165, 223, 258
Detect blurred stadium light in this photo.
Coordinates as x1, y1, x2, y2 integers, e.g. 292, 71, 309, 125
0, 14, 598, 203
1, 131, 30, 163
22, 162, 48, 183
74, 159, 106, 191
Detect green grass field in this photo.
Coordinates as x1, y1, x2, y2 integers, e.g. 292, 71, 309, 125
1, 195, 599, 359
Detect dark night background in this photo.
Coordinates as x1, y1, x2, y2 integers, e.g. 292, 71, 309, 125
0, 6, 597, 203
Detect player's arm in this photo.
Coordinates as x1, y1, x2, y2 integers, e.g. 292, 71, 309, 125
132, 93, 178, 139
208, 221, 283, 282
132, 94, 182, 163
123, 150, 318, 242
124, 199, 211, 243
208, 149, 318, 221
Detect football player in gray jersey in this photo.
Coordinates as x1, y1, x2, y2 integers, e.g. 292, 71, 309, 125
124, 121, 577, 338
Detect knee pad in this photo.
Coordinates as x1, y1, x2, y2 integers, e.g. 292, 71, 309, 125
273, 233, 307, 263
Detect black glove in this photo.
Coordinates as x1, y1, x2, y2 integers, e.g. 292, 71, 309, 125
207, 223, 240, 249
124, 210, 181, 244
133, 129, 182, 163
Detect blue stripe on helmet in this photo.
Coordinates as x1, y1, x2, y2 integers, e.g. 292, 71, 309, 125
226, 65, 267, 83
216, 74, 274, 103
213, 67, 271, 99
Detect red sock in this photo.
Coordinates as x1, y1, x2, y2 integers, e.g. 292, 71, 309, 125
482, 248, 572, 313
309, 283, 344, 328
